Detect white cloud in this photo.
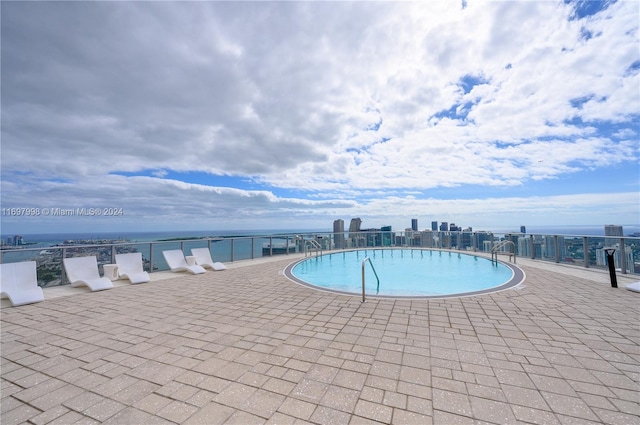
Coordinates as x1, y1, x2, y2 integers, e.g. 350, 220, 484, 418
1, 172, 637, 233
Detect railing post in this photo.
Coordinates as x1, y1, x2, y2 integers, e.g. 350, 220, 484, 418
530, 235, 535, 259
361, 260, 366, 303
61, 247, 67, 283
149, 243, 154, 272
251, 237, 255, 259
554, 235, 560, 263
231, 238, 235, 262
620, 237, 627, 274
583, 237, 589, 268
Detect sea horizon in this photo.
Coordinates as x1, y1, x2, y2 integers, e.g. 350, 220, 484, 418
3, 224, 639, 249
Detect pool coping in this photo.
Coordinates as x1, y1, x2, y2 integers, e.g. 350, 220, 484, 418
283, 248, 526, 300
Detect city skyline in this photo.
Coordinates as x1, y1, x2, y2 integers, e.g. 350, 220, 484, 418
1, 1, 639, 234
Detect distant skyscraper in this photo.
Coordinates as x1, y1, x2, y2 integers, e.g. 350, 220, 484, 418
604, 225, 623, 246
333, 219, 345, 249
439, 222, 448, 232
596, 245, 634, 273
542, 235, 566, 259
431, 221, 438, 231
420, 231, 435, 247
349, 218, 362, 233
518, 237, 530, 257
411, 219, 418, 232
520, 225, 526, 233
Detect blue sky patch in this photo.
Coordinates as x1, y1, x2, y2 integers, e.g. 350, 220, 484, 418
570, 95, 595, 109
112, 170, 258, 189
625, 60, 640, 76
566, 0, 616, 20
458, 74, 490, 95
366, 119, 382, 131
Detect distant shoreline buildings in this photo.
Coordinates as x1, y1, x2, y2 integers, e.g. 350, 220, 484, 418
330, 218, 636, 273
4, 235, 24, 246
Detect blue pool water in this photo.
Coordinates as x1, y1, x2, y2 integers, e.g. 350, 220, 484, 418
286, 249, 523, 298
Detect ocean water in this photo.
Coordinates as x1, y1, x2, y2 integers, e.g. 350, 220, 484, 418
0, 229, 324, 270
2, 229, 324, 249
3, 225, 640, 249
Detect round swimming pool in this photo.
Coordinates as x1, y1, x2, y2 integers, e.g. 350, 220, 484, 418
285, 249, 525, 298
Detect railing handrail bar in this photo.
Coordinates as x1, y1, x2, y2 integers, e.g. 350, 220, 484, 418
1, 231, 637, 284
2, 233, 638, 255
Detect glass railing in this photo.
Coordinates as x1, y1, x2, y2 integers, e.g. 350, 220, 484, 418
1, 231, 638, 287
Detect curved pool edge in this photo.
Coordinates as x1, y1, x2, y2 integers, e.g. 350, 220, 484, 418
283, 249, 526, 300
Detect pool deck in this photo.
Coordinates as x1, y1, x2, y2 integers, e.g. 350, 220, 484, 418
1, 254, 639, 424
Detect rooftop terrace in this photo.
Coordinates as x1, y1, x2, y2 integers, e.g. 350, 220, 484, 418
1, 255, 639, 424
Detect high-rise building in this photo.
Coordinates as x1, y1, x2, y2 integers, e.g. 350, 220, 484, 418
604, 225, 623, 246
348, 218, 364, 247
381, 225, 393, 246
411, 219, 418, 231
460, 231, 473, 250
596, 245, 634, 273
420, 231, 435, 247
439, 222, 448, 232
475, 232, 493, 251
349, 218, 362, 233
431, 221, 438, 231
542, 236, 566, 260
518, 236, 530, 257
520, 225, 526, 233
333, 219, 345, 249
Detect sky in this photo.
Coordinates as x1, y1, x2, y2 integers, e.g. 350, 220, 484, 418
1, 0, 639, 235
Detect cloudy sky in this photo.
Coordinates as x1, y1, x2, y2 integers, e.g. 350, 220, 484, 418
1, 0, 638, 235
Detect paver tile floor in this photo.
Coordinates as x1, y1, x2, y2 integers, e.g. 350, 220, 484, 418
2, 255, 639, 424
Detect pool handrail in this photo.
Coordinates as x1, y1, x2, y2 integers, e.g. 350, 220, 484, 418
491, 240, 516, 264
304, 239, 323, 257
361, 257, 380, 302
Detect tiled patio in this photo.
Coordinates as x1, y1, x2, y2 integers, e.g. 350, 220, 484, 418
1, 254, 639, 424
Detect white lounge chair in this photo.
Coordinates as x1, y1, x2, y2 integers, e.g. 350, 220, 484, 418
0, 261, 45, 306
162, 250, 206, 274
63, 256, 113, 291
626, 281, 640, 293
115, 252, 150, 284
191, 248, 227, 271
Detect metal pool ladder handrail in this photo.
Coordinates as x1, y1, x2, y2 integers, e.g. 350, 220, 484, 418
361, 257, 380, 302
491, 240, 516, 264
304, 239, 323, 257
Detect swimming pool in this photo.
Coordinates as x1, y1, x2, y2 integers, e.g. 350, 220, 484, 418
285, 249, 525, 298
